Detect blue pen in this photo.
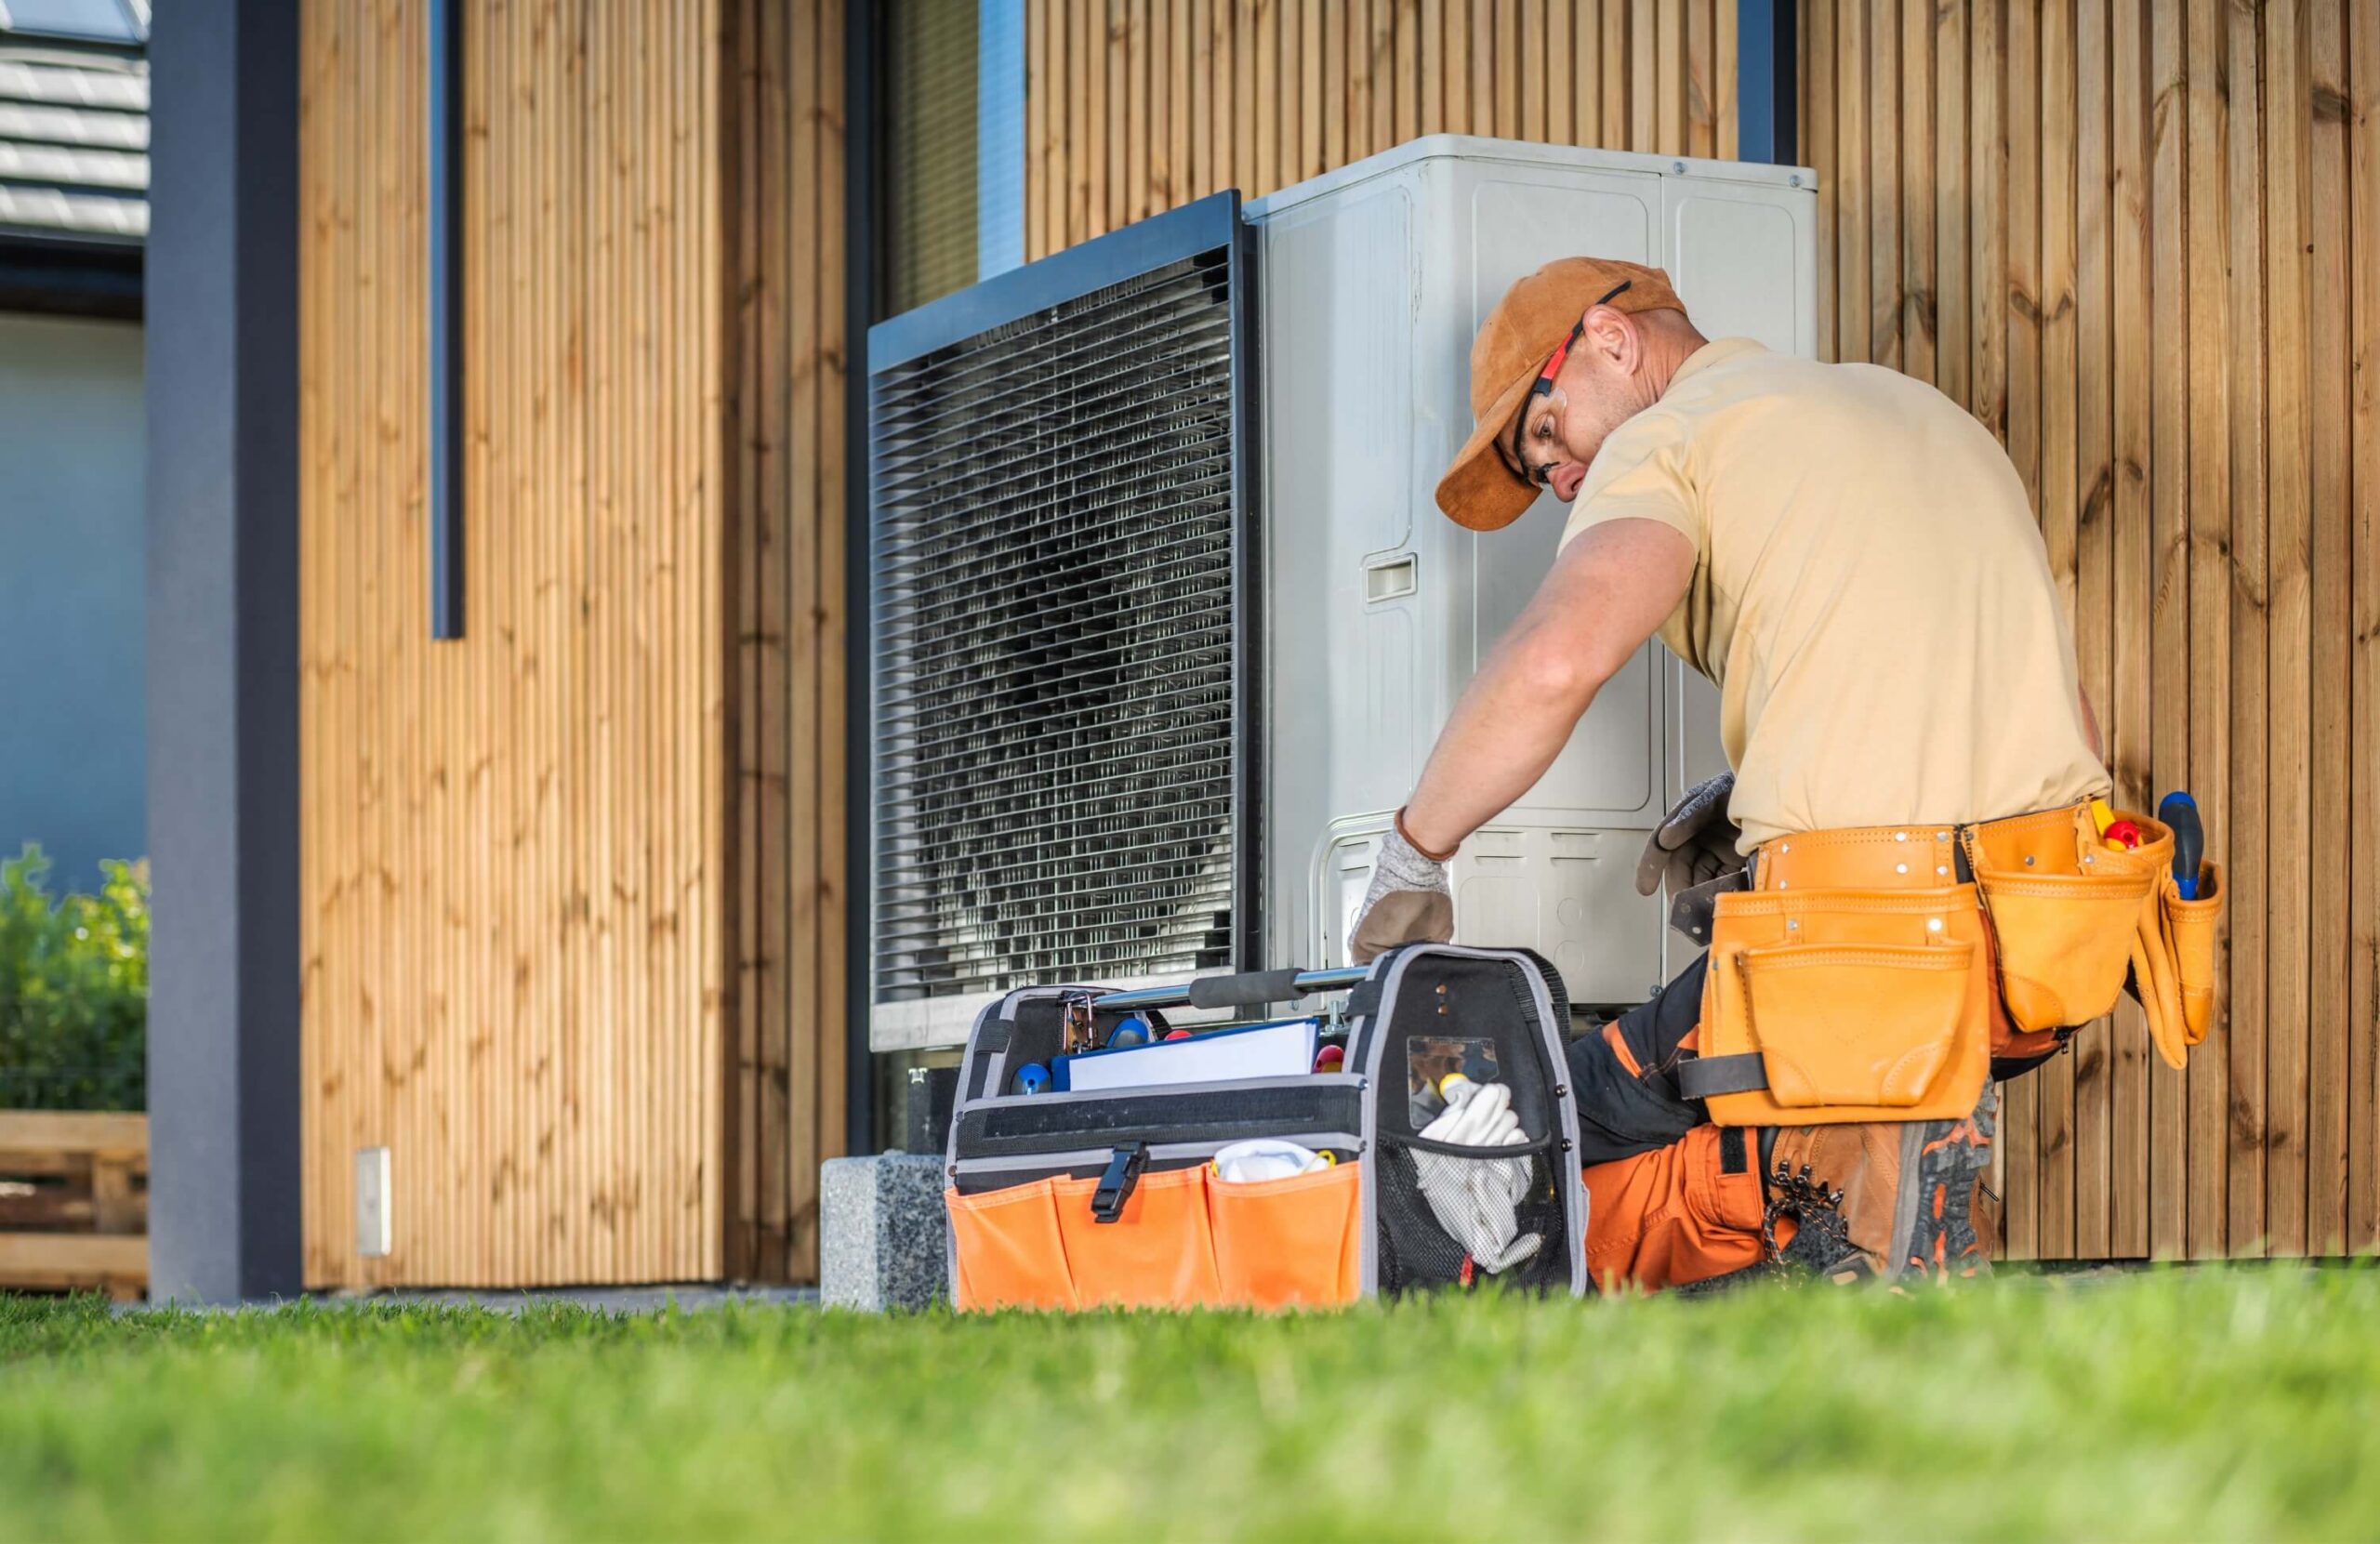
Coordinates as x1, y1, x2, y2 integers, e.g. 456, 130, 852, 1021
2158, 791, 2202, 900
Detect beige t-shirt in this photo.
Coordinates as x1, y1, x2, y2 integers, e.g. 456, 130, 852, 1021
1557, 337, 2109, 850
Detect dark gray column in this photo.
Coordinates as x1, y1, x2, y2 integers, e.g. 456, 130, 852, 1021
144, 0, 304, 1302
1736, 0, 1798, 166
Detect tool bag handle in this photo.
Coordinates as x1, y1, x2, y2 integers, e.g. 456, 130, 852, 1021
1092, 965, 1370, 1013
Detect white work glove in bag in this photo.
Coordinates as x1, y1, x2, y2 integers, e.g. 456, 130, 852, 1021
1411, 1078, 1542, 1273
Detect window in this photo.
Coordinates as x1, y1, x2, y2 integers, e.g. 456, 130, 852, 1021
878, 0, 1024, 319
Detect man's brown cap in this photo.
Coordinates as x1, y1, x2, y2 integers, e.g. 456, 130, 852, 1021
1434, 257, 1686, 532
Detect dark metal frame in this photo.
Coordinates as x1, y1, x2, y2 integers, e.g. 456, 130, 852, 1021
1736, 0, 1798, 166
863, 187, 1265, 1020
428, 0, 464, 639
845, 0, 881, 1153
0, 235, 142, 321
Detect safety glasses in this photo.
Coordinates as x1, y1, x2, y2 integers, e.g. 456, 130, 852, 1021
1509, 278, 1633, 483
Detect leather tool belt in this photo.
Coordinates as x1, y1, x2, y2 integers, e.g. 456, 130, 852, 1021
1679, 801, 2223, 1128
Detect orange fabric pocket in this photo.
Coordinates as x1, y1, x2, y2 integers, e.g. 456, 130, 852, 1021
946, 1180, 1078, 1312
1051, 1166, 1223, 1309
1968, 805, 2165, 1033
1699, 885, 1991, 1127
1734, 941, 1977, 1109
2163, 863, 2223, 1049
1208, 1161, 1362, 1309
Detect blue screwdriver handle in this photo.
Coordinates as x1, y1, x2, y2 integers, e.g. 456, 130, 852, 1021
2159, 792, 2203, 900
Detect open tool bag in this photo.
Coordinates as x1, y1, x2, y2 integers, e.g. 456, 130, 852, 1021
942, 944, 1589, 1311
1681, 800, 2224, 1128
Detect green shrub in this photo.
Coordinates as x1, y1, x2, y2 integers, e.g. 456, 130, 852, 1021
0, 845, 147, 1111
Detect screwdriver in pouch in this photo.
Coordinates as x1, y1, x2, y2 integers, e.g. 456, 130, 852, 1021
2159, 791, 2203, 900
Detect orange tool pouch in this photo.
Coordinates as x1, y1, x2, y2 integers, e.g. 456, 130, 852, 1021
1680, 825, 1994, 1127
1963, 803, 2221, 1070
1679, 805, 2227, 1123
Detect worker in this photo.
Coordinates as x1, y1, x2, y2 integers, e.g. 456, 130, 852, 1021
1350, 257, 2151, 1288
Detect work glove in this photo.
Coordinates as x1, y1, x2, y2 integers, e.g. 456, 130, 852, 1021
1412, 1078, 1543, 1274
1635, 772, 1746, 944
1350, 817, 1455, 965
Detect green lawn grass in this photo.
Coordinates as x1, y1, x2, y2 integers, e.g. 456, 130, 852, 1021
1, 1267, 2373, 1541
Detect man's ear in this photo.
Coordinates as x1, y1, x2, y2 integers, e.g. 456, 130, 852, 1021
1581, 306, 1639, 371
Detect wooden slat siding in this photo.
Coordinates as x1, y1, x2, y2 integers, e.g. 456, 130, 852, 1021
1522, 0, 1545, 141
1899, 0, 1933, 387
2108, 0, 2151, 1262
1474, 0, 1496, 139
1806, 0, 1834, 360
302, 0, 733, 1287
1868, 0, 1898, 371
2069, 0, 2112, 1260
1545, 0, 1568, 142
1654, 0, 1679, 153
2222, 0, 2268, 1260
1441, 0, 1464, 133
1936, 0, 1967, 405
1495, 0, 1518, 139
2262, 0, 2311, 1260
1254, 0, 1275, 206
2306, 0, 2352, 1256
1131, 0, 1152, 223
2147, 0, 2189, 1260
1838, 0, 1868, 370
2037, 0, 2080, 1261
2352, 0, 2380, 1253
1684, 0, 1708, 158
1631, 0, 1655, 150
1398, 0, 1421, 143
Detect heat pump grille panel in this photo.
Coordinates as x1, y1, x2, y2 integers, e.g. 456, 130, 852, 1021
870, 212, 1255, 1011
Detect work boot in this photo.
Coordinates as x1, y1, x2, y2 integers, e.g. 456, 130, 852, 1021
1760, 1083, 1999, 1284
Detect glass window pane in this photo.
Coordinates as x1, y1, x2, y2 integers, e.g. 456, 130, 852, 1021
1, 0, 142, 44
881, 0, 981, 317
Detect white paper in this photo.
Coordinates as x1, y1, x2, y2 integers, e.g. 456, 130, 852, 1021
1064, 1018, 1319, 1091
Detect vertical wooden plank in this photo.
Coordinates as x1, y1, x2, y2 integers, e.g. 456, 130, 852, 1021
1254, 0, 1276, 196
1151, 0, 1173, 207
1686, 0, 1712, 160
1072, 0, 1093, 239
1277, 0, 1299, 191
2147, 0, 2191, 1260
1495, 0, 1518, 139
2072, 0, 2116, 1260
1973, 0, 2005, 436
2037, 0, 2080, 1260
1443, 0, 1468, 136
1321, 0, 1342, 166
1523, 0, 1547, 141
1575, 0, 1602, 148
1193, 0, 1214, 196
1631, 0, 1656, 151
1902, 0, 1936, 385
1714, 0, 1735, 159
1545, 0, 1570, 142
2307, 0, 2353, 1257
1348, 0, 1372, 160
1807, 0, 1835, 361
1130, 0, 1152, 219
2107, 0, 2153, 1261
2001, 0, 2054, 1257
1936, 0, 1969, 407
1603, 0, 1628, 149
1870, 0, 1901, 371
1246, 0, 1269, 191
2350, 0, 2380, 1253
1212, 0, 1234, 195
1173, 0, 1196, 200
2183, 0, 2234, 1260
1654, 0, 1680, 153
1396, 0, 1420, 145
1371, 0, 1395, 156
1837, 0, 1869, 368
2265, 0, 2312, 1259
1478, 0, 1501, 139
1088, 0, 1112, 231
2221, 0, 2267, 1260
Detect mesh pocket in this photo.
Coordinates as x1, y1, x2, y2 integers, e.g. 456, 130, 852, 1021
1376, 1137, 1570, 1295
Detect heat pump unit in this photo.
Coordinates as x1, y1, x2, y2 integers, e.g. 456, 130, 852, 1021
868, 137, 1818, 1051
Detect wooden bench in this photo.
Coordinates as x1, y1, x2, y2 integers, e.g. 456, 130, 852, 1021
0, 1111, 148, 1300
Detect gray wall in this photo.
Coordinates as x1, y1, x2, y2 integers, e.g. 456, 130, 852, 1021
0, 311, 147, 891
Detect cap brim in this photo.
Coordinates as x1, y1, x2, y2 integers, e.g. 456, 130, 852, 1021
1433, 367, 1543, 532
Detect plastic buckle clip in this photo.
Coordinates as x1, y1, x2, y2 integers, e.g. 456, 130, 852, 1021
1091, 1142, 1148, 1223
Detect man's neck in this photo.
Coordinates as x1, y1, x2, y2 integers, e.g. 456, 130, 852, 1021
1641, 323, 1713, 400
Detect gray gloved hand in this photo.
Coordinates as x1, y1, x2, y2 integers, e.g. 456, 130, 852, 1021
1635, 772, 1744, 898
1636, 772, 1746, 945
1350, 820, 1454, 965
